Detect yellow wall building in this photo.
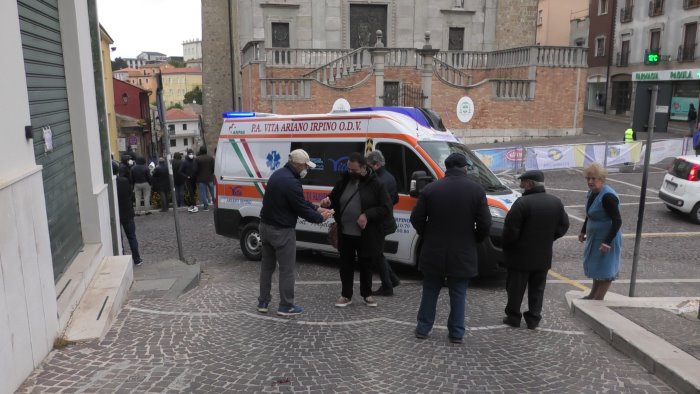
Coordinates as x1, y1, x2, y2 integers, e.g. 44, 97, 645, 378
161, 68, 202, 107
99, 25, 120, 160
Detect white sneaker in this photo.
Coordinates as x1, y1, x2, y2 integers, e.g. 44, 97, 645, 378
188, 206, 199, 213
335, 297, 352, 307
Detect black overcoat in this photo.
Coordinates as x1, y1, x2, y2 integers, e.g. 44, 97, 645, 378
410, 168, 492, 278
502, 186, 570, 271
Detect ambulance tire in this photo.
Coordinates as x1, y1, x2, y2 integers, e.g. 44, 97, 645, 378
240, 222, 263, 261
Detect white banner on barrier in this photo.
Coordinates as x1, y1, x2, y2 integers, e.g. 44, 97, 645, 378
638, 139, 685, 165
533, 146, 576, 170
592, 143, 638, 166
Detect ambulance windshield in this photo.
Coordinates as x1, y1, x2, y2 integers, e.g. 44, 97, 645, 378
418, 141, 506, 191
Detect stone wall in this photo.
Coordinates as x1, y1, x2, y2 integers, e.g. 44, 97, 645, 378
495, 0, 538, 50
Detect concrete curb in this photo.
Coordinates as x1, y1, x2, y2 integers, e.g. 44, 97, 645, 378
131, 259, 201, 299
566, 290, 700, 394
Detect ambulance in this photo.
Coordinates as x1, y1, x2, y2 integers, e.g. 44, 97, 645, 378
213, 101, 520, 275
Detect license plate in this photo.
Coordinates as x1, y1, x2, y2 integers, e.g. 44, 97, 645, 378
665, 181, 677, 192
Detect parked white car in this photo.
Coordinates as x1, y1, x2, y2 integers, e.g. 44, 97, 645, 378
659, 155, 700, 224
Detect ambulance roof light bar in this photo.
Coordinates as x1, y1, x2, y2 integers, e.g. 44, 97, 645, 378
222, 112, 256, 119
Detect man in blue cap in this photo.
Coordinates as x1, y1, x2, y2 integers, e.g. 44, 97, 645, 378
410, 152, 492, 344
502, 170, 569, 329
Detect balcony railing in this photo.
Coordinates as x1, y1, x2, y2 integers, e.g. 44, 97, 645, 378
678, 45, 696, 62
684, 0, 700, 9
620, 6, 633, 23
648, 0, 664, 16
616, 50, 630, 66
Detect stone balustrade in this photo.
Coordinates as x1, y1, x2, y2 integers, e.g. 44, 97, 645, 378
260, 78, 311, 100
491, 80, 534, 100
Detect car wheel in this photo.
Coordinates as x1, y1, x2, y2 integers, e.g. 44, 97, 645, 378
690, 203, 700, 225
240, 222, 262, 261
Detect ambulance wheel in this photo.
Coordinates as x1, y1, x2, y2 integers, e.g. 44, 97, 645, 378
240, 222, 262, 261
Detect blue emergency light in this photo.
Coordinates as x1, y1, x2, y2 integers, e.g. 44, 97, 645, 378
222, 112, 256, 118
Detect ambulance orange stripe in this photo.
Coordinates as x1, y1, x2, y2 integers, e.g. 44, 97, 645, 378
218, 185, 508, 212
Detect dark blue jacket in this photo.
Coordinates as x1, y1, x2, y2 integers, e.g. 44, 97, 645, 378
375, 167, 399, 205
261, 163, 323, 228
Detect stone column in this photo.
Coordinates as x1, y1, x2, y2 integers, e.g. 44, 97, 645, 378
417, 31, 439, 109
369, 30, 389, 106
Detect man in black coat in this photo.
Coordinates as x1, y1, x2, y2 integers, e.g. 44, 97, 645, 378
192, 145, 216, 211
171, 152, 185, 208
366, 150, 401, 296
116, 166, 143, 266
321, 152, 393, 308
410, 153, 491, 344
151, 158, 171, 212
180, 149, 198, 212
502, 170, 569, 330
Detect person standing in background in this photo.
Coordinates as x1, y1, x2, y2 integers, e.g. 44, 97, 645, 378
116, 165, 143, 266
171, 152, 185, 208
180, 148, 198, 213
131, 156, 152, 215
688, 104, 697, 137
192, 146, 216, 212
151, 158, 171, 212
366, 150, 400, 296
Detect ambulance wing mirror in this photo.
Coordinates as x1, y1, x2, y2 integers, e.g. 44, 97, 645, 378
409, 171, 433, 198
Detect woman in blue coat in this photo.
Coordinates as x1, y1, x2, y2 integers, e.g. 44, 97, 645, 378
578, 163, 622, 300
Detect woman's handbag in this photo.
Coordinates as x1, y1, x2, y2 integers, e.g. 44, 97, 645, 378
326, 187, 360, 250
327, 222, 339, 249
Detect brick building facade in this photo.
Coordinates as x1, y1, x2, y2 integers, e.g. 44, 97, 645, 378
203, 0, 585, 150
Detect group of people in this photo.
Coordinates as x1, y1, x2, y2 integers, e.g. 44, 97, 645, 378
111, 145, 217, 266
256, 148, 624, 344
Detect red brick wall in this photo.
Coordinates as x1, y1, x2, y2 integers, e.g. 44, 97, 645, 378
240, 62, 586, 133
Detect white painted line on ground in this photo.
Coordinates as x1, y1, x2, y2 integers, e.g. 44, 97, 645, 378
124, 306, 585, 335
566, 212, 586, 222
560, 231, 700, 240
548, 187, 659, 199
548, 278, 700, 284
565, 201, 664, 208
571, 168, 660, 194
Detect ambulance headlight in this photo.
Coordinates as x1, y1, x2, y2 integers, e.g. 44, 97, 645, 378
488, 206, 507, 218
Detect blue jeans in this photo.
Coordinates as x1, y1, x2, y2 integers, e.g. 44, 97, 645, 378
416, 273, 468, 339
197, 182, 215, 208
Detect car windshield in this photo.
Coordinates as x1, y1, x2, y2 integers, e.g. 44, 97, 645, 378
418, 141, 506, 191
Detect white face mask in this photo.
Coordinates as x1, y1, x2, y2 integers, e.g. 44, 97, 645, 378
188, 154, 194, 159
299, 169, 308, 179
128, 159, 134, 166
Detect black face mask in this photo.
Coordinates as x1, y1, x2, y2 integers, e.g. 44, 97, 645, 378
348, 172, 360, 180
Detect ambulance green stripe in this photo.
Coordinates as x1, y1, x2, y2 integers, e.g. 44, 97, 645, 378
229, 139, 265, 197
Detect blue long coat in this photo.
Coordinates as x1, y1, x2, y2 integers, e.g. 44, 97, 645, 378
583, 184, 622, 280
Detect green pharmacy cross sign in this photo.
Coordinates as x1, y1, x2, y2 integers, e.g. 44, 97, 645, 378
646, 51, 660, 64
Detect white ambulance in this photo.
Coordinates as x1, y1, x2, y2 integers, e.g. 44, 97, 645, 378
213, 104, 520, 275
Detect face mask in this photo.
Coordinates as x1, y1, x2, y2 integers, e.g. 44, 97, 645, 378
128, 159, 134, 166
188, 154, 194, 159
348, 172, 361, 180
299, 169, 308, 178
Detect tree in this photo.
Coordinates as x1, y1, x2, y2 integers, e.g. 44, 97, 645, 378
112, 57, 128, 70
183, 86, 203, 104
168, 59, 185, 68
168, 103, 183, 110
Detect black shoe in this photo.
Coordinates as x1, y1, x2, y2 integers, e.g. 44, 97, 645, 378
449, 336, 463, 344
525, 321, 539, 330
372, 286, 394, 296
502, 317, 520, 328
134, 259, 143, 266
414, 330, 428, 340
391, 279, 401, 288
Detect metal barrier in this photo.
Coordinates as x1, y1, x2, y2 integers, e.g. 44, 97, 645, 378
473, 137, 695, 173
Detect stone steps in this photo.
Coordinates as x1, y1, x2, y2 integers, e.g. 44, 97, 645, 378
63, 255, 133, 342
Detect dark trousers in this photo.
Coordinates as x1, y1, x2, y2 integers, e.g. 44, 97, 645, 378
504, 269, 548, 327
174, 184, 184, 207
375, 255, 399, 289
158, 191, 169, 211
120, 218, 141, 263
339, 234, 376, 299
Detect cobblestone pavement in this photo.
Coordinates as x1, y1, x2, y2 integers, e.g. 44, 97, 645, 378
19, 211, 674, 393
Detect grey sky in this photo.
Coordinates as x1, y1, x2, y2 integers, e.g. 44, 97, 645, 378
97, 0, 202, 60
